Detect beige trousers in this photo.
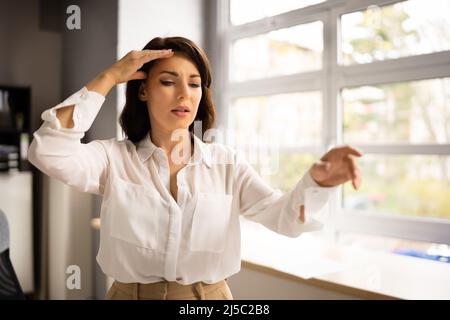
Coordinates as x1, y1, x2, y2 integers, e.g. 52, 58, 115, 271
105, 279, 234, 300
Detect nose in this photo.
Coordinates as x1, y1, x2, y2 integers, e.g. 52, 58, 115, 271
177, 81, 191, 100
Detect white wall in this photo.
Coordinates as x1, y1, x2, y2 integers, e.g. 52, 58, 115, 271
118, 0, 204, 57
116, 0, 205, 139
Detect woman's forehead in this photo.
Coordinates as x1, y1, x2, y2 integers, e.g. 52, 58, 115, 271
151, 53, 200, 76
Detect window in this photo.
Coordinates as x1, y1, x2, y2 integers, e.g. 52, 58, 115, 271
230, 92, 321, 186
213, 0, 450, 244
230, 0, 325, 25
230, 92, 322, 148
230, 22, 323, 81
342, 78, 450, 221
340, 0, 450, 65
342, 78, 450, 145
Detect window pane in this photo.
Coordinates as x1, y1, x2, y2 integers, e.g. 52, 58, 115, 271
230, 92, 322, 149
230, 0, 324, 26
230, 22, 323, 82
261, 153, 316, 193
343, 155, 450, 220
342, 78, 450, 144
340, 0, 450, 65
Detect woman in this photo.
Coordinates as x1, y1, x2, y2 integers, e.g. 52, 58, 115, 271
28, 36, 362, 300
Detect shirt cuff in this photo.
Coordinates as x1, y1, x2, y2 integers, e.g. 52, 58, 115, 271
41, 87, 105, 133
293, 170, 338, 225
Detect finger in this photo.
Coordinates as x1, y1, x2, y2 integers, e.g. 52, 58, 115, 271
346, 154, 356, 188
334, 172, 353, 185
350, 166, 362, 190
339, 145, 363, 157
346, 154, 359, 189
141, 49, 172, 56
141, 49, 173, 63
346, 154, 359, 175
320, 146, 362, 163
128, 71, 147, 81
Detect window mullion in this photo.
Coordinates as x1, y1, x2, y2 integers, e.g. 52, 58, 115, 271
228, 72, 323, 99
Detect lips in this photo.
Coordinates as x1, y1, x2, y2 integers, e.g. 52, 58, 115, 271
171, 105, 191, 118
172, 106, 190, 112
171, 106, 190, 112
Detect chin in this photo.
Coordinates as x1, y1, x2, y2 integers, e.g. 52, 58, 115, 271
167, 125, 191, 134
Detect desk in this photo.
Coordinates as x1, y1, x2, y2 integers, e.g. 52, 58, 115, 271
241, 220, 450, 300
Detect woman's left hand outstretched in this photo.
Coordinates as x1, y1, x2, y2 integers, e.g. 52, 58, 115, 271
309, 145, 363, 190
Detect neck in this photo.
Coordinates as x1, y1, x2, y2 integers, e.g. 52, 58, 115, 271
150, 127, 193, 165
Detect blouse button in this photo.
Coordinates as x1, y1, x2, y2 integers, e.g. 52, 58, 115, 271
80, 92, 88, 100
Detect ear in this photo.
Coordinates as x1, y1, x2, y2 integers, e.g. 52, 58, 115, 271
138, 83, 148, 101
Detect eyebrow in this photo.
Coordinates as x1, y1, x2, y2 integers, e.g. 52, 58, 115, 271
159, 70, 201, 78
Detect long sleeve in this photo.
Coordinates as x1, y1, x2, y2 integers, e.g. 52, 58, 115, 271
234, 151, 337, 238
28, 87, 111, 195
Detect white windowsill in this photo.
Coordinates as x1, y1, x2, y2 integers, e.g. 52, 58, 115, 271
240, 217, 450, 300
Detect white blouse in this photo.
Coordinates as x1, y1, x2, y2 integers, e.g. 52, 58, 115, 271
28, 87, 336, 285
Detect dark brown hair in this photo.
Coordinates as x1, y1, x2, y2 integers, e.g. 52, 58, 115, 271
119, 36, 216, 143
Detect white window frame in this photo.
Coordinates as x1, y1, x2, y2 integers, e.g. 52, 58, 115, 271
211, 0, 450, 244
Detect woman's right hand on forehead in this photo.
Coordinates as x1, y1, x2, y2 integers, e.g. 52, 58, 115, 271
86, 49, 173, 96
106, 49, 174, 84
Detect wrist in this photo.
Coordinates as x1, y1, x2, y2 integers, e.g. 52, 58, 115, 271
86, 71, 116, 96
98, 70, 117, 87
308, 168, 327, 188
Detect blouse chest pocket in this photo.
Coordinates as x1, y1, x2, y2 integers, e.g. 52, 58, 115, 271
106, 178, 166, 250
190, 192, 233, 253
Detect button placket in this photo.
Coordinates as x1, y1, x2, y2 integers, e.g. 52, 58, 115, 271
158, 151, 170, 191
176, 168, 188, 209
164, 205, 182, 280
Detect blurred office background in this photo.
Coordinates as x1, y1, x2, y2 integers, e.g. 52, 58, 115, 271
0, 0, 449, 300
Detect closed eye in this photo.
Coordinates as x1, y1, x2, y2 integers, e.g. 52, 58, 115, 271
160, 80, 174, 86
160, 80, 201, 88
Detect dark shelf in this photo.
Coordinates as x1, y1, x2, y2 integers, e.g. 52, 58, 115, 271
0, 128, 28, 134
0, 85, 31, 173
